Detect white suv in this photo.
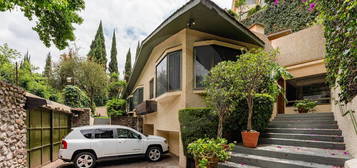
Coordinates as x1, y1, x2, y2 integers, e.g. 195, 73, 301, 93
59, 125, 169, 168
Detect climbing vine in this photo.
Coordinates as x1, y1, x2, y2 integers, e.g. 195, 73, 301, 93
314, 0, 357, 103
242, 0, 318, 34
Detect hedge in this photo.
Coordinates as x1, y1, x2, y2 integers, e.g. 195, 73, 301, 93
179, 94, 274, 149
179, 107, 218, 156
224, 94, 274, 142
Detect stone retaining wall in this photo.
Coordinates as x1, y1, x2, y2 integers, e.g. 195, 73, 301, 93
111, 116, 143, 132
0, 81, 27, 168
72, 108, 91, 127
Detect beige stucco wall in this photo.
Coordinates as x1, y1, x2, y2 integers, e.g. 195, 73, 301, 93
272, 25, 326, 67
130, 28, 258, 167
332, 87, 357, 159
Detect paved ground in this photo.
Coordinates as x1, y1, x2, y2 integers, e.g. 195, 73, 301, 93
43, 154, 179, 168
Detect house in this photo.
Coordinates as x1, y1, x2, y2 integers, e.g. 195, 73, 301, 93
122, 0, 265, 166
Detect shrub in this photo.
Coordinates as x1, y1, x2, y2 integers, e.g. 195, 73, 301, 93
106, 99, 126, 116
294, 99, 317, 113
179, 108, 218, 156
62, 85, 90, 108
187, 138, 234, 168
224, 94, 274, 142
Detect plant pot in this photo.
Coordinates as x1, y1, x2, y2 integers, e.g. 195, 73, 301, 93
298, 108, 308, 113
241, 131, 260, 148
195, 157, 219, 168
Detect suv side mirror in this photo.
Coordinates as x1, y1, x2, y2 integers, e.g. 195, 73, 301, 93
138, 135, 142, 140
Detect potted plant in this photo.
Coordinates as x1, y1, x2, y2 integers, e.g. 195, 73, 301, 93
187, 138, 234, 168
230, 49, 282, 148
294, 99, 317, 113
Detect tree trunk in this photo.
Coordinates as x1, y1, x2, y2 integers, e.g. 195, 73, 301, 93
246, 96, 254, 131
217, 114, 224, 138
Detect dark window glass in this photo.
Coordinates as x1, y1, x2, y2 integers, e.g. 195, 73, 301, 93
117, 129, 141, 139
155, 50, 182, 97
156, 57, 167, 96
80, 129, 94, 139
168, 51, 181, 91
127, 97, 134, 111
149, 79, 154, 99
94, 129, 114, 139
286, 74, 330, 106
133, 88, 144, 107
194, 45, 243, 88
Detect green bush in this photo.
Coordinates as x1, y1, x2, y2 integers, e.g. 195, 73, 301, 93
106, 99, 126, 116
179, 108, 218, 156
187, 138, 234, 168
224, 94, 274, 142
62, 85, 90, 108
294, 99, 317, 113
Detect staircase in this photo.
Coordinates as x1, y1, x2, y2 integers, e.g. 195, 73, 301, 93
219, 112, 352, 168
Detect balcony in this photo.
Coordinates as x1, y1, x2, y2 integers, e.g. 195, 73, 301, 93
135, 100, 157, 115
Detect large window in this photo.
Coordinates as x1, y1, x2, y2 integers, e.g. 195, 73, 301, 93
286, 74, 330, 106
194, 45, 243, 88
127, 97, 134, 111
156, 50, 181, 96
133, 87, 143, 107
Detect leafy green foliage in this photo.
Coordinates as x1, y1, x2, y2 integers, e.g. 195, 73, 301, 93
187, 138, 234, 168
109, 31, 118, 74
43, 53, 53, 78
135, 41, 141, 60
247, 5, 262, 17
124, 49, 132, 82
0, 0, 85, 49
62, 85, 90, 108
243, 0, 318, 34
225, 94, 274, 141
108, 75, 126, 99
293, 99, 317, 113
0, 43, 20, 83
88, 21, 107, 68
106, 99, 126, 116
313, 0, 357, 102
179, 108, 218, 156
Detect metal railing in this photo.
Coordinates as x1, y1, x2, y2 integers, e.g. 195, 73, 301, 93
337, 101, 357, 135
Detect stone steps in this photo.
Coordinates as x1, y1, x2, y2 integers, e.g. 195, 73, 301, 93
231, 145, 350, 166
219, 112, 350, 167
262, 133, 344, 142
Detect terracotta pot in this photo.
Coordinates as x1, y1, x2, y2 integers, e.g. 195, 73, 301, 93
195, 157, 219, 168
241, 131, 260, 148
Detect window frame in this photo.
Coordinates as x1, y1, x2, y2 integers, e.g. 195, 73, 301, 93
155, 50, 182, 97
133, 87, 144, 107
149, 78, 154, 99
193, 44, 244, 89
116, 128, 141, 139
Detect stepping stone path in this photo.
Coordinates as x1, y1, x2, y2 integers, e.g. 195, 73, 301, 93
219, 112, 352, 168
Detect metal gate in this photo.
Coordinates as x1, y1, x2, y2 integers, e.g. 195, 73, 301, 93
26, 107, 71, 168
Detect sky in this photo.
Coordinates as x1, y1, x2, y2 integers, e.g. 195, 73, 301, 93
0, 0, 232, 74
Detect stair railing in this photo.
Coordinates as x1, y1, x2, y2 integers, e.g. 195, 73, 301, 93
337, 101, 357, 135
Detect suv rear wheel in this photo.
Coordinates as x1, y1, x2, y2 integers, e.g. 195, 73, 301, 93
73, 152, 96, 168
146, 146, 162, 162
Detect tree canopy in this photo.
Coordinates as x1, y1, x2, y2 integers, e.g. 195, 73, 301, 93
0, 0, 85, 49
109, 30, 118, 74
88, 21, 107, 68
124, 49, 132, 82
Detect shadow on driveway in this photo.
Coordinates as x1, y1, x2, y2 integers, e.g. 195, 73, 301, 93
57, 154, 179, 168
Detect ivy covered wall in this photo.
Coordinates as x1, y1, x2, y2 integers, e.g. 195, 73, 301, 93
242, 0, 318, 34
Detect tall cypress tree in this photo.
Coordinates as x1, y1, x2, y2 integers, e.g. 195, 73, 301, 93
87, 21, 107, 69
124, 49, 132, 82
43, 52, 52, 78
108, 30, 118, 74
135, 41, 141, 60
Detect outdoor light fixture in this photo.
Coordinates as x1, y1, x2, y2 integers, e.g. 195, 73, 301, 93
187, 18, 196, 28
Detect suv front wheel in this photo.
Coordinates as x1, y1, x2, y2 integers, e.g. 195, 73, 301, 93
73, 152, 96, 168
146, 146, 162, 162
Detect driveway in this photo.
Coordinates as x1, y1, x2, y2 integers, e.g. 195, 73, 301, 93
43, 154, 179, 168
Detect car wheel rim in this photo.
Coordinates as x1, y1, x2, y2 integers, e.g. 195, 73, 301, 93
149, 149, 161, 161
76, 154, 93, 168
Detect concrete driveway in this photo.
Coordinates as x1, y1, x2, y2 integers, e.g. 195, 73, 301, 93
43, 154, 179, 168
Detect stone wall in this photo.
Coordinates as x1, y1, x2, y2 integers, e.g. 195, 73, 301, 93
111, 116, 143, 132
72, 108, 91, 127
0, 81, 27, 168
